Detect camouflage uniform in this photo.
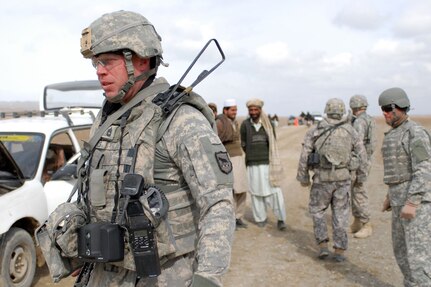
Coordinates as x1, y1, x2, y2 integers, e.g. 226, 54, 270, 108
351, 111, 376, 224
382, 119, 431, 286
297, 99, 368, 254
75, 11, 235, 287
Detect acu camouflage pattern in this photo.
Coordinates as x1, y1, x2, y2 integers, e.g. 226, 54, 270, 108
349, 94, 368, 109
80, 10, 163, 58
81, 77, 235, 286
297, 117, 368, 251
382, 119, 431, 205
382, 119, 431, 286
391, 205, 431, 287
352, 112, 376, 158
297, 117, 368, 184
309, 180, 351, 249
35, 202, 86, 282
351, 111, 376, 222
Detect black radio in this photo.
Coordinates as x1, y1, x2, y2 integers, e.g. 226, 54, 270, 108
122, 174, 161, 278
77, 222, 124, 262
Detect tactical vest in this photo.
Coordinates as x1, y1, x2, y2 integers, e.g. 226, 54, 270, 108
315, 120, 354, 182
356, 113, 376, 157
84, 78, 215, 271
382, 121, 415, 184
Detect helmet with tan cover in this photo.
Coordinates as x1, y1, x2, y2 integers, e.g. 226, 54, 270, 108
80, 10, 163, 59
349, 95, 368, 109
80, 11, 164, 103
325, 98, 346, 116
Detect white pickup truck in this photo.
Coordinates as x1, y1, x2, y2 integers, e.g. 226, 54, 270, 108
0, 80, 101, 287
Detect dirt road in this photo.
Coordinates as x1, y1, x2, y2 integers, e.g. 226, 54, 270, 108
33, 116, 431, 287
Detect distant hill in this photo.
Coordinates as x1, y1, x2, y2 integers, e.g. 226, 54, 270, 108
0, 101, 39, 112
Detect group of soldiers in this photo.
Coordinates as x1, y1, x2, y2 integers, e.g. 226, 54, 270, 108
297, 90, 431, 286
212, 91, 431, 286
40, 8, 430, 287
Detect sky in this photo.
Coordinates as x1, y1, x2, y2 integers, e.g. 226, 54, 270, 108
1, 0, 431, 116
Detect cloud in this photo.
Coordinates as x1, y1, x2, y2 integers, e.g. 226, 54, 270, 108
333, 4, 385, 31
393, 11, 431, 38
322, 52, 353, 69
255, 42, 290, 65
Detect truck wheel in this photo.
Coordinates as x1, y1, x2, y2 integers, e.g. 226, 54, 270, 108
0, 227, 36, 287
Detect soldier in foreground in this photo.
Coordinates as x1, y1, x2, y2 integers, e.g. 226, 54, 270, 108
349, 95, 376, 239
64, 10, 235, 287
297, 98, 367, 262
379, 87, 431, 286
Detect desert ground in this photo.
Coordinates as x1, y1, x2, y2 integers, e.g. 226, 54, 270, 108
31, 115, 431, 287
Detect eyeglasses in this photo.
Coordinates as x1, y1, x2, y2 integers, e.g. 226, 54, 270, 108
91, 56, 123, 71
381, 105, 394, 112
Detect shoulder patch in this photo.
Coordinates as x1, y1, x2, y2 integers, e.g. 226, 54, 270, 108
215, 151, 233, 174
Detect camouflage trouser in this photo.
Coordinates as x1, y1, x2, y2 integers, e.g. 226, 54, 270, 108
351, 180, 371, 223
86, 253, 194, 287
309, 180, 350, 250
392, 204, 431, 287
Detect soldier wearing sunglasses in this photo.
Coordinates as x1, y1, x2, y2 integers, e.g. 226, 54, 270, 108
379, 87, 431, 286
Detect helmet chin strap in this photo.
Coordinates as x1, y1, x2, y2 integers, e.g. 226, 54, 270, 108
105, 50, 157, 104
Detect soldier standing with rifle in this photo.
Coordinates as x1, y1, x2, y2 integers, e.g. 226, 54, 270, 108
63, 10, 235, 287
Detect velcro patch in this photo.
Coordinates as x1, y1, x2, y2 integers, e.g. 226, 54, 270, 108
215, 151, 232, 174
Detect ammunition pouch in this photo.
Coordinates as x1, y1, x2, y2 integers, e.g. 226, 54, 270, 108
307, 151, 320, 169
35, 202, 86, 282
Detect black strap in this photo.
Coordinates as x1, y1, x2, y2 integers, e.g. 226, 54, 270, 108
66, 81, 170, 205
314, 120, 347, 151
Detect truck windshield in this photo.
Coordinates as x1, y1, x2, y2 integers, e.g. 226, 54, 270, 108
0, 133, 45, 179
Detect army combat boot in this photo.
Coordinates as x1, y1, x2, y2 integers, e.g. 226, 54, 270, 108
354, 222, 372, 239
350, 217, 363, 233
333, 248, 346, 262
318, 242, 330, 259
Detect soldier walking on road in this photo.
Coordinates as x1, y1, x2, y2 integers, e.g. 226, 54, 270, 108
349, 95, 376, 239
216, 99, 249, 229
379, 87, 431, 287
297, 98, 368, 262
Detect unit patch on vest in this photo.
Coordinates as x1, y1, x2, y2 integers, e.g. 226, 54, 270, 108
215, 151, 233, 174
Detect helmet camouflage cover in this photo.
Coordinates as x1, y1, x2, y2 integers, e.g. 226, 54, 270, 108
378, 87, 410, 108
80, 10, 163, 59
324, 98, 346, 115
349, 95, 368, 109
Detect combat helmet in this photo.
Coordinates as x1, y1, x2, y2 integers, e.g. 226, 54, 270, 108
80, 10, 164, 103
80, 10, 162, 59
378, 87, 410, 108
325, 98, 346, 118
349, 95, 368, 109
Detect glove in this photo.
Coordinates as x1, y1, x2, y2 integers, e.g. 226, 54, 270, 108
381, 197, 391, 212
400, 202, 417, 219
